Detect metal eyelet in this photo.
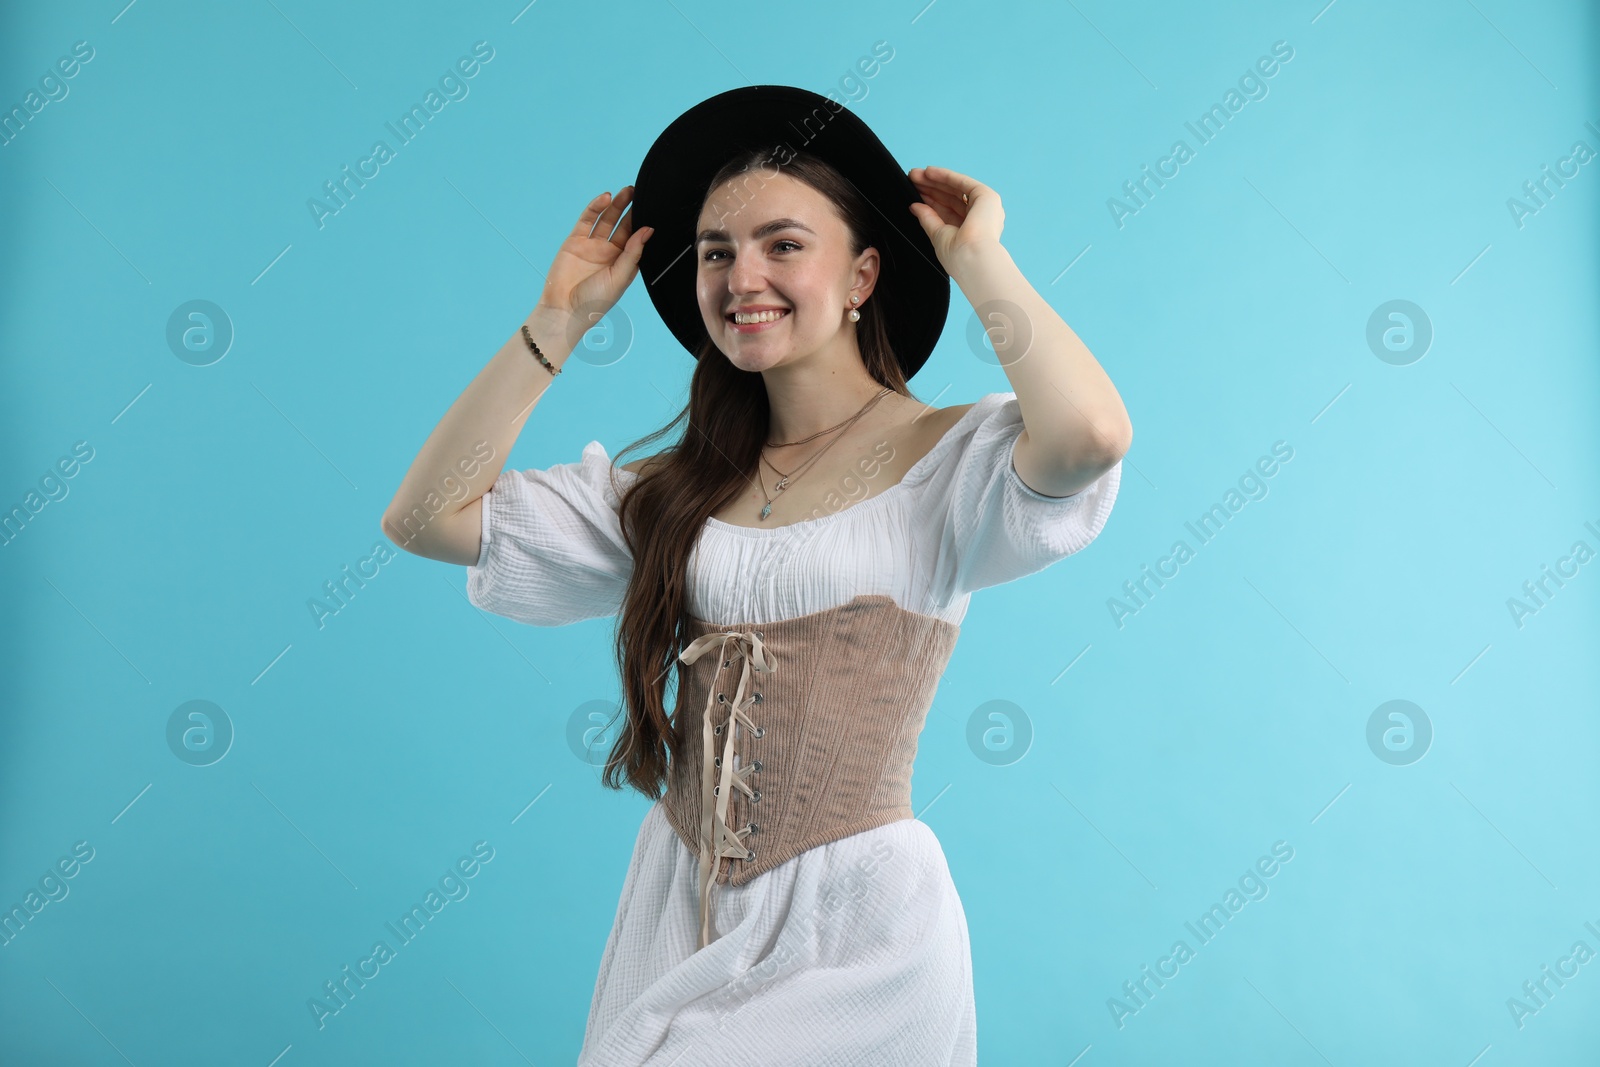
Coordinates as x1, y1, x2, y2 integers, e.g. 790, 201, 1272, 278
745, 849, 756, 861
716, 693, 726, 703
750, 789, 761, 803
755, 631, 763, 638
713, 785, 720, 796
750, 760, 762, 773
752, 692, 763, 704
747, 823, 759, 835
714, 756, 721, 767
714, 724, 723, 735
753, 726, 766, 738
722, 660, 729, 668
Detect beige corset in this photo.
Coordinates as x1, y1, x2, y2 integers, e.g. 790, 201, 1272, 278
658, 593, 961, 949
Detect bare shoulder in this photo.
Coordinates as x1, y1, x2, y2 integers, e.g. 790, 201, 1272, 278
914, 400, 978, 442
879, 399, 976, 474
931, 401, 978, 425
620, 455, 659, 475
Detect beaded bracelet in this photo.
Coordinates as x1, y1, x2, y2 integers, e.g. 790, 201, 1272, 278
521, 324, 561, 376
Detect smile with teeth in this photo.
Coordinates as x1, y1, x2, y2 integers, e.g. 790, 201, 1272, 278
730, 309, 789, 324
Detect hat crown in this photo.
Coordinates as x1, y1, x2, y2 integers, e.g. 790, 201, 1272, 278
631, 85, 949, 380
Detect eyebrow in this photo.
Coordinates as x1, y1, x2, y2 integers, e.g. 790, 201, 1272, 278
695, 218, 816, 245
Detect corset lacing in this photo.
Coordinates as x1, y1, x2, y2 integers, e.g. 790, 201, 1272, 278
677, 628, 775, 950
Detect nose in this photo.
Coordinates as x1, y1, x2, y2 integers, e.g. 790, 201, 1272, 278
725, 249, 769, 298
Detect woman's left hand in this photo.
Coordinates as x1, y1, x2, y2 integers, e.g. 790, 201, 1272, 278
908, 165, 1004, 275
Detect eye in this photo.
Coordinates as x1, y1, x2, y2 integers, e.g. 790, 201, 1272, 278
702, 239, 802, 263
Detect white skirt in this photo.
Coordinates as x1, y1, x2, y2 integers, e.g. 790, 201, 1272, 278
578, 802, 978, 1066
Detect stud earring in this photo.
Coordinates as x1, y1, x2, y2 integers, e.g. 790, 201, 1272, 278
848, 295, 860, 323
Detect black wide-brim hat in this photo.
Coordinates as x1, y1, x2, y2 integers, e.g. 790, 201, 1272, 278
630, 85, 950, 382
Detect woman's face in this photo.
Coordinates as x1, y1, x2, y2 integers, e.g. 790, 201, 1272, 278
694, 171, 877, 373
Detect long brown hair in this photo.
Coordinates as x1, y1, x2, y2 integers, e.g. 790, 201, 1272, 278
599, 147, 919, 799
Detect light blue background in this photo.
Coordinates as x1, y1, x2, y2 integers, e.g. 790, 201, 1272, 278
2, 0, 1597, 1063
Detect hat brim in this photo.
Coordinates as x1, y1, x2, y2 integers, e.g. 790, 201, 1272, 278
631, 85, 950, 382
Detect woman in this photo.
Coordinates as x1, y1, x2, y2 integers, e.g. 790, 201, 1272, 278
382, 86, 1131, 1065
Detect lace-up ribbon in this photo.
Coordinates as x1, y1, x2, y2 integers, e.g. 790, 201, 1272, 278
676, 628, 776, 950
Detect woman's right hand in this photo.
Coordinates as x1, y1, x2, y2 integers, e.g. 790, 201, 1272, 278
537, 186, 653, 319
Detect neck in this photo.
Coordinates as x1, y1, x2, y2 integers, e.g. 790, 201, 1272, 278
760, 335, 895, 444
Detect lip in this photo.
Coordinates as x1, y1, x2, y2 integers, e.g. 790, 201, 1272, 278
727, 308, 790, 334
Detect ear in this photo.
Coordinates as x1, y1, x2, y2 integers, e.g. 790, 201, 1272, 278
852, 245, 881, 304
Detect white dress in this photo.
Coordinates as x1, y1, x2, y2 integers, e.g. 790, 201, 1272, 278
467, 392, 1122, 1066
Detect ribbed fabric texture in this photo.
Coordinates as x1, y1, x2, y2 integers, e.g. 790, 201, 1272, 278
660, 594, 961, 889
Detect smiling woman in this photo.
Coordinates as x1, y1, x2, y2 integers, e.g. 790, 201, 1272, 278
381, 83, 1129, 1066
687, 164, 895, 384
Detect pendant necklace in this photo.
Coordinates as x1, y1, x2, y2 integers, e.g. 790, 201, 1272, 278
755, 387, 892, 520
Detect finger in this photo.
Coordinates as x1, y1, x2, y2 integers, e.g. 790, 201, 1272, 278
910, 202, 951, 231
911, 165, 963, 185
911, 175, 969, 208
572, 191, 614, 238
911, 166, 954, 191
932, 185, 980, 215
923, 164, 975, 188
908, 201, 940, 234
917, 186, 968, 216
910, 202, 952, 238
596, 184, 634, 238
910, 169, 954, 195
915, 179, 966, 205
610, 202, 637, 250
625, 222, 654, 258
915, 198, 961, 226
923, 166, 982, 200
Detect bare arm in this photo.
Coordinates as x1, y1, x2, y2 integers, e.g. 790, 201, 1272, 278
908, 167, 1133, 497
380, 304, 576, 566
380, 186, 655, 567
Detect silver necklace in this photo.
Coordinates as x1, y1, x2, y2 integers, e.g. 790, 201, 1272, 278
755, 387, 891, 520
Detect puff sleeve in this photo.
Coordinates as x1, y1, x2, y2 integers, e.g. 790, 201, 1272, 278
465, 441, 635, 626
916, 393, 1121, 603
